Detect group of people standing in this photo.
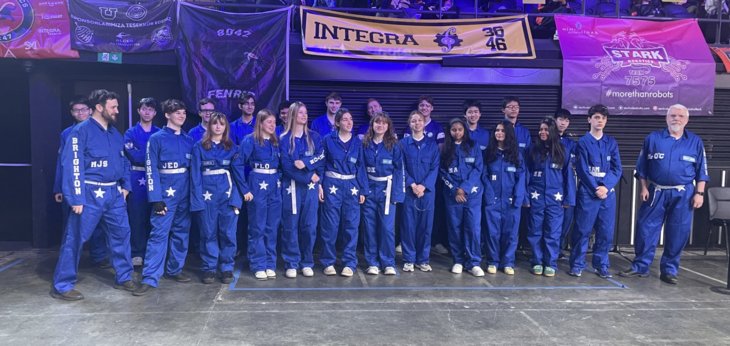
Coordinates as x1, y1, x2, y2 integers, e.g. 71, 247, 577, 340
50, 89, 709, 301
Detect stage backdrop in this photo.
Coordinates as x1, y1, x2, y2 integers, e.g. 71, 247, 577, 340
69, 0, 176, 53
0, 0, 78, 59
301, 6, 535, 61
556, 16, 715, 116
177, 3, 290, 118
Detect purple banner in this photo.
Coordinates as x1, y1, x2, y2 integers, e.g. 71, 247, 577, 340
556, 16, 715, 116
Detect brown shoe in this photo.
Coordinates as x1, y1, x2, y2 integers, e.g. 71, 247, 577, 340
114, 280, 137, 292
50, 288, 84, 301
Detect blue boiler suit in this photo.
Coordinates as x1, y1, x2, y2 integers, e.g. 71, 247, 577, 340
188, 123, 206, 143
440, 142, 484, 269
469, 127, 490, 152
362, 141, 405, 269
279, 131, 324, 270
54, 123, 108, 265
53, 118, 134, 294
123, 123, 160, 259
310, 114, 336, 138
526, 146, 576, 269
404, 119, 445, 144
140, 127, 194, 287
569, 133, 622, 272
235, 135, 282, 272
191, 141, 242, 274
630, 129, 709, 276
483, 150, 526, 269
400, 136, 440, 265
319, 133, 369, 270
560, 135, 577, 250
230, 117, 255, 145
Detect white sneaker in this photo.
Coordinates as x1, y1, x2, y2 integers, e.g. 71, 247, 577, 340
451, 263, 463, 274
254, 271, 267, 280
265, 269, 276, 278
487, 265, 497, 274
132, 256, 143, 266
285, 269, 297, 278
433, 244, 449, 255
323, 266, 336, 276
341, 267, 354, 277
366, 266, 380, 275
384, 267, 396, 275
417, 263, 433, 272
395, 244, 402, 253
302, 267, 314, 277
469, 266, 485, 277
403, 263, 414, 272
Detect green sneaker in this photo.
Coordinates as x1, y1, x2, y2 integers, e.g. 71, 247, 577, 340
544, 267, 556, 277
531, 265, 543, 275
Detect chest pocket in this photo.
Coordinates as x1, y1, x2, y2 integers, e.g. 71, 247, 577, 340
88, 148, 108, 159
505, 166, 516, 173
680, 154, 697, 176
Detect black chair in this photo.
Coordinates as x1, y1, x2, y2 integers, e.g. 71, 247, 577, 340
703, 187, 730, 256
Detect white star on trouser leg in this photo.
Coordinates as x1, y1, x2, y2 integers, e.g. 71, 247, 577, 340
531, 191, 540, 200
166, 187, 176, 197
259, 181, 268, 190
94, 188, 106, 198
329, 185, 338, 195
308, 182, 316, 190
351, 187, 359, 196
471, 186, 479, 194
286, 185, 293, 195
553, 192, 563, 201
203, 191, 212, 200
138, 178, 145, 186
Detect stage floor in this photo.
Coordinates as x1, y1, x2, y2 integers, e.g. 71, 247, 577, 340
1, 248, 729, 345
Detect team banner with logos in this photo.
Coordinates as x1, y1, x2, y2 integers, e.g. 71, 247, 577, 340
177, 3, 290, 119
300, 6, 535, 61
0, 0, 78, 59
69, 0, 176, 53
556, 16, 715, 116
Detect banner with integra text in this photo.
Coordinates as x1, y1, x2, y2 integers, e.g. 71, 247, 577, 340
69, 0, 176, 53
300, 6, 535, 61
0, 0, 78, 59
556, 16, 715, 116
177, 3, 290, 119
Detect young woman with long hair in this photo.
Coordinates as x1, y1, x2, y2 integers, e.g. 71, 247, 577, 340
440, 118, 485, 277
361, 112, 404, 275
279, 102, 324, 278
526, 117, 576, 277
482, 120, 525, 275
234, 109, 282, 281
190, 112, 240, 284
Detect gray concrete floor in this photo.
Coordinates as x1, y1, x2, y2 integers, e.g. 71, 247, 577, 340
1, 247, 730, 345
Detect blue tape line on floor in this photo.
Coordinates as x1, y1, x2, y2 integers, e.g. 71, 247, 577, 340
0, 259, 24, 273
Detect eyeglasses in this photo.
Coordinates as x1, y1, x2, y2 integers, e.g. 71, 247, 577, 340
71, 107, 90, 114
505, 105, 520, 110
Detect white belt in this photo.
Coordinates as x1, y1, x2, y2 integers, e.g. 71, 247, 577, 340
159, 168, 187, 174
203, 168, 233, 198
651, 182, 686, 190
590, 172, 606, 178
290, 179, 297, 215
368, 174, 393, 215
84, 180, 116, 186
325, 171, 355, 180
131, 166, 145, 172
252, 168, 278, 174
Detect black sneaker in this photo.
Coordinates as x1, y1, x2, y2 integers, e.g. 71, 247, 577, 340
660, 273, 678, 285
221, 271, 234, 284
50, 288, 84, 301
114, 280, 137, 292
132, 284, 154, 296
618, 269, 649, 278
93, 259, 112, 269
165, 272, 192, 283
202, 271, 216, 284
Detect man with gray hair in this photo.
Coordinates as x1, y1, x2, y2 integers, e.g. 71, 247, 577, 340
619, 104, 709, 285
